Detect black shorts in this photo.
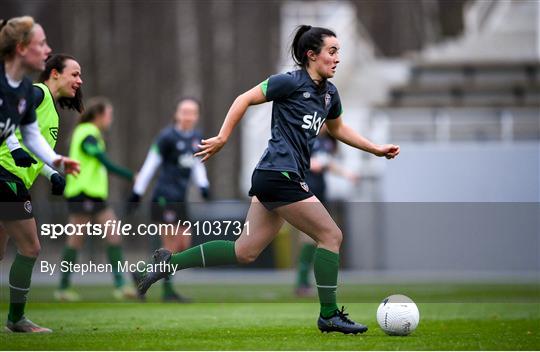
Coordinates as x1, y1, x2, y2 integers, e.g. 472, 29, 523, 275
151, 198, 188, 224
66, 193, 107, 216
248, 169, 314, 210
0, 179, 34, 220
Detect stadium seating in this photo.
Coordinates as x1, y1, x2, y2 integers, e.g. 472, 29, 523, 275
375, 61, 539, 142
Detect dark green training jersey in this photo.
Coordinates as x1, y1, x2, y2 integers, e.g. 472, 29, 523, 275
258, 69, 342, 179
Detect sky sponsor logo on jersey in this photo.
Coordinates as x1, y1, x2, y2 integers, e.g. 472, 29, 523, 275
301, 111, 325, 135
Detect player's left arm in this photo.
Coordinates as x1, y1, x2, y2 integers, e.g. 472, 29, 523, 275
325, 117, 400, 159
20, 121, 80, 174
82, 136, 133, 180
41, 164, 65, 195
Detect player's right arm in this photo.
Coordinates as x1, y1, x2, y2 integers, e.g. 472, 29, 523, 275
195, 73, 297, 162
195, 85, 266, 162
132, 144, 162, 197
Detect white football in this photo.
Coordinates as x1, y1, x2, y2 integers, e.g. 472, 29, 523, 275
376, 294, 420, 336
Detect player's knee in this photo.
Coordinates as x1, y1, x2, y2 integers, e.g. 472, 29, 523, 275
20, 243, 41, 258
235, 247, 259, 264
319, 227, 342, 251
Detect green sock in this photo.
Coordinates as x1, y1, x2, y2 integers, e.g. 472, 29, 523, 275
314, 247, 339, 318
162, 276, 175, 296
59, 246, 78, 290
106, 245, 125, 288
296, 243, 316, 287
8, 253, 36, 323
169, 240, 237, 269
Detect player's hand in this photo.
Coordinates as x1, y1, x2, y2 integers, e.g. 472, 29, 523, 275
10, 148, 37, 167
200, 187, 210, 200
194, 135, 226, 162
126, 192, 141, 214
50, 173, 66, 195
53, 156, 80, 175
375, 144, 400, 159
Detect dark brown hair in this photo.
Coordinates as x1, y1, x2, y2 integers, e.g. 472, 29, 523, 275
79, 97, 111, 124
39, 54, 84, 113
290, 25, 336, 68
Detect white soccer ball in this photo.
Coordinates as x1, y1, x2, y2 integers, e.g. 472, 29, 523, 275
376, 294, 420, 336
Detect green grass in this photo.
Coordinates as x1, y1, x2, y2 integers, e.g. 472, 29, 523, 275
1, 283, 539, 350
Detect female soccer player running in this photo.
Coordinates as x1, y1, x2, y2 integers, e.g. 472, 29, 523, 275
0, 17, 79, 333
129, 97, 210, 301
0, 53, 84, 267
139, 25, 399, 334
56, 97, 137, 301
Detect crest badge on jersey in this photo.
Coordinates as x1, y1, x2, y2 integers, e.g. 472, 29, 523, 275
324, 93, 331, 109
24, 200, 32, 214
299, 181, 310, 193
18, 98, 27, 115
303, 92, 310, 99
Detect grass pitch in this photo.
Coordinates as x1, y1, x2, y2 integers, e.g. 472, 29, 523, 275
1, 282, 539, 350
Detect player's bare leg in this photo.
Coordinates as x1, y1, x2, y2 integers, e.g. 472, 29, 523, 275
275, 196, 367, 334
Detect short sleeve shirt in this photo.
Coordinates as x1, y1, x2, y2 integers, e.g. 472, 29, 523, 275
257, 69, 342, 179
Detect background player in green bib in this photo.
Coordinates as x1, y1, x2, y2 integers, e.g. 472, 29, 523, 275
139, 25, 400, 334
0, 17, 80, 334
0, 53, 84, 263
57, 97, 137, 301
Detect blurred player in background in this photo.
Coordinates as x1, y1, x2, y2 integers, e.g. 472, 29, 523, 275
56, 97, 136, 301
0, 17, 79, 333
129, 97, 210, 302
139, 25, 399, 334
295, 127, 358, 297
